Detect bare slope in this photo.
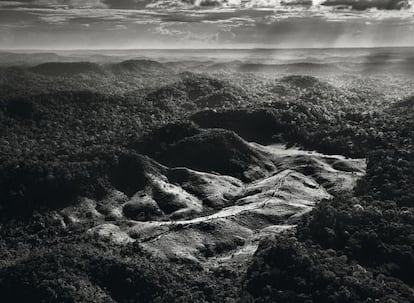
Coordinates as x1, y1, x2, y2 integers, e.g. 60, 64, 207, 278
55, 132, 365, 265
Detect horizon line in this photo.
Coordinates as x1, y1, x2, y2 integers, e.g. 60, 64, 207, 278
1, 45, 414, 52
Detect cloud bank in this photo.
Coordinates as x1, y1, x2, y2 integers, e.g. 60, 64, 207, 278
1, 0, 412, 9
0, 0, 413, 48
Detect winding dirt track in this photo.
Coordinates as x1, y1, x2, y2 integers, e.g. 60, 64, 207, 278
87, 143, 366, 263
139, 169, 295, 243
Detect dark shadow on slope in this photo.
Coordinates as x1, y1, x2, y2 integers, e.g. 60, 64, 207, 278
131, 123, 275, 182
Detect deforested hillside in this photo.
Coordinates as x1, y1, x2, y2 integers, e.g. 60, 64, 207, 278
0, 120, 364, 267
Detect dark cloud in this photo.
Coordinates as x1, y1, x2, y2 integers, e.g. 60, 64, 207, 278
0, 0, 150, 9
281, 0, 313, 7
321, 0, 411, 10
0, 0, 108, 8
103, 0, 150, 9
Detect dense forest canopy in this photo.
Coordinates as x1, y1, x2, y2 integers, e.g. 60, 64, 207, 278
0, 58, 413, 302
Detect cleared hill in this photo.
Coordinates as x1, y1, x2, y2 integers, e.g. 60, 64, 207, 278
63, 154, 243, 224
55, 137, 365, 264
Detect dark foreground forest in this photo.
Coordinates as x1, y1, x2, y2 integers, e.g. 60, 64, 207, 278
0, 56, 414, 302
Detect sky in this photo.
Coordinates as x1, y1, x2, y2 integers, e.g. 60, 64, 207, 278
0, 0, 413, 49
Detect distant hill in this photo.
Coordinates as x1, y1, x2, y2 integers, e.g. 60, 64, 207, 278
29, 62, 106, 77
145, 73, 249, 110
360, 62, 414, 77
278, 62, 343, 74
0, 52, 64, 67
109, 59, 170, 74
278, 75, 327, 89
267, 75, 353, 108
388, 95, 414, 118
205, 61, 342, 74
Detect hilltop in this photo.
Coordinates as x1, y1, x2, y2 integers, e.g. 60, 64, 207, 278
109, 59, 170, 74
